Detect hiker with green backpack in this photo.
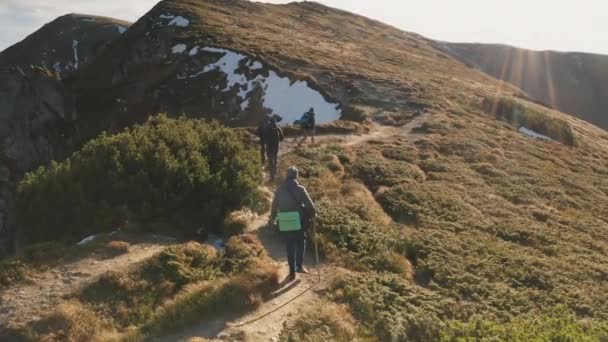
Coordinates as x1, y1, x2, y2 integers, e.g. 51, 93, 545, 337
269, 166, 316, 281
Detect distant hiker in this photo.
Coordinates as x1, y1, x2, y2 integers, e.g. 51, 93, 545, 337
263, 118, 284, 180
256, 114, 272, 165
269, 166, 316, 281
295, 107, 316, 146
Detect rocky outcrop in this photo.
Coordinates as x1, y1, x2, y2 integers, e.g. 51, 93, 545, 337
70, 4, 345, 140
0, 66, 77, 256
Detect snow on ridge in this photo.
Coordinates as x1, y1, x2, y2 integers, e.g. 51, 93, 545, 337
72, 40, 79, 69
188, 47, 341, 124
117, 26, 127, 34
53, 62, 62, 74
518, 127, 553, 141
77, 235, 96, 245
160, 14, 175, 19
189, 46, 200, 56
171, 44, 188, 54
250, 61, 263, 70
168, 16, 189, 27
81, 18, 97, 22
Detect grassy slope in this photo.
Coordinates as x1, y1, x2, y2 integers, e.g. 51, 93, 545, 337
146, 1, 608, 338
10, 0, 608, 340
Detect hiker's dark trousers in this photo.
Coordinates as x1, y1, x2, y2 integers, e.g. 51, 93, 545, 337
283, 230, 306, 274
260, 142, 266, 164
266, 144, 279, 179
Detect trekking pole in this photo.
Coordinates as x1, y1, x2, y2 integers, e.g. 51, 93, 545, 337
313, 216, 321, 284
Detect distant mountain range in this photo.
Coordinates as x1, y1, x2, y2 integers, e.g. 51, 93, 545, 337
437, 42, 608, 129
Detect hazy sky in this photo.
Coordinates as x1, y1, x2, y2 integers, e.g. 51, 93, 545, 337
1, 0, 607, 55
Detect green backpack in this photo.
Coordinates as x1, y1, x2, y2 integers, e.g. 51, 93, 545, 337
278, 211, 302, 232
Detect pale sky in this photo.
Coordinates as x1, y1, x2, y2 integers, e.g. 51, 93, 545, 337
1, 0, 607, 55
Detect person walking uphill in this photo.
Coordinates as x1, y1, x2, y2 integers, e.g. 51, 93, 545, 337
263, 118, 284, 180
256, 114, 272, 165
269, 166, 316, 281
295, 107, 316, 146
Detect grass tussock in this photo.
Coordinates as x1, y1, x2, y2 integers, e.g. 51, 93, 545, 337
105, 241, 131, 255
142, 261, 280, 336
77, 242, 223, 328
30, 302, 112, 342
223, 209, 257, 237
279, 302, 363, 342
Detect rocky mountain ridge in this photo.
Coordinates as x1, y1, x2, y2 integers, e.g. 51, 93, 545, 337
0, 13, 130, 79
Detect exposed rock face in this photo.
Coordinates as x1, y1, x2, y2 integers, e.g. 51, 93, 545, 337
0, 14, 131, 79
0, 66, 77, 256
437, 42, 608, 130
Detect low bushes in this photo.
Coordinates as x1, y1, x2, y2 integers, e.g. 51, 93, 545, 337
333, 273, 446, 341
17, 115, 262, 244
441, 306, 608, 341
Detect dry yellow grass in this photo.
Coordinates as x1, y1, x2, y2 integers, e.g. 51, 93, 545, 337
106, 241, 131, 255
223, 209, 257, 236
31, 302, 110, 342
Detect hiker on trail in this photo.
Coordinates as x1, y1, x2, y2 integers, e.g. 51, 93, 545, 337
295, 107, 316, 146
256, 114, 272, 165
263, 118, 284, 180
269, 166, 316, 281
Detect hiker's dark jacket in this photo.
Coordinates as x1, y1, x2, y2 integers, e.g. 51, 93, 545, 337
263, 123, 284, 151
301, 110, 315, 130
271, 179, 316, 223
257, 120, 270, 143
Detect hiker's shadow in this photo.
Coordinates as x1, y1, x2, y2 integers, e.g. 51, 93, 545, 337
271, 277, 301, 298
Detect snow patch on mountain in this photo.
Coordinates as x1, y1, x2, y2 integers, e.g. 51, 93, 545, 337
171, 44, 188, 54
72, 40, 79, 69
519, 127, 553, 141
168, 16, 190, 27
250, 61, 263, 70
189, 46, 200, 56
182, 47, 341, 124
117, 26, 127, 34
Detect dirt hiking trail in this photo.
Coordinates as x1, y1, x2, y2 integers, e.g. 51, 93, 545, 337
162, 114, 431, 342
0, 240, 171, 330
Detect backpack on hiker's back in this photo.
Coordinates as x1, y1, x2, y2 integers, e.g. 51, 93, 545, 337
264, 120, 284, 146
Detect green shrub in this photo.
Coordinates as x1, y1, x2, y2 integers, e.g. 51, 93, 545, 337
334, 273, 446, 341
17, 115, 261, 244
441, 306, 608, 341
482, 96, 576, 146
